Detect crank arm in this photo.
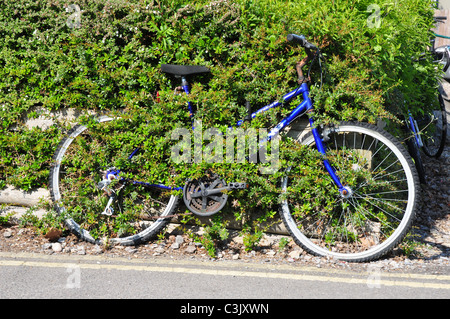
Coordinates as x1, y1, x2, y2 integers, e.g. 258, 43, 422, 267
101, 196, 115, 216
190, 182, 248, 198
190, 187, 229, 198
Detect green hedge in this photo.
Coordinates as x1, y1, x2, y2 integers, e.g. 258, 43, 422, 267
0, 0, 438, 248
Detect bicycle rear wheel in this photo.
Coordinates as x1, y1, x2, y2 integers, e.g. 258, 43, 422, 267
420, 93, 447, 158
49, 116, 179, 246
280, 122, 419, 262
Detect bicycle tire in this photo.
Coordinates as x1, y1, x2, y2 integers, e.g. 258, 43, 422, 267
421, 93, 447, 158
406, 136, 426, 184
49, 115, 179, 246
279, 122, 419, 262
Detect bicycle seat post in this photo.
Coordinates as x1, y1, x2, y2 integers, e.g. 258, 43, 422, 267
181, 76, 190, 95
177, 75, 196, 126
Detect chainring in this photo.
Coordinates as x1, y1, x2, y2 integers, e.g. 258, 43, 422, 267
183, 176, 228, 216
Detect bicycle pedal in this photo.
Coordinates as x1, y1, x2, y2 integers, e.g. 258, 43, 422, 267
101, 196, 115, 216
102, 206, 114, 216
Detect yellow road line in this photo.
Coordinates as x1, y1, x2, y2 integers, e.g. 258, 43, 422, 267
2, 251, 450, 281
1, 257, 449, 290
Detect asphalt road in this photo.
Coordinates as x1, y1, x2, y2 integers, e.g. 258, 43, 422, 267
1, 252, 449, 303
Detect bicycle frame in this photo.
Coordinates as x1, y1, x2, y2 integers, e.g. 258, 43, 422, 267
113, 79, 347, 195
407, 112, 423, 148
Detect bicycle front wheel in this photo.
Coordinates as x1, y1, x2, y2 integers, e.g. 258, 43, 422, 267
280, 122, 419, 262
49, 115, 179, 246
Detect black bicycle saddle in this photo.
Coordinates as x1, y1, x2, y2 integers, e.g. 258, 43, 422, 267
161, 64, 210, 76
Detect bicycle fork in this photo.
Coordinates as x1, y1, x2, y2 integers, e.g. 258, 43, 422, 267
295, 56, 350, 198
309, 118, 351, 198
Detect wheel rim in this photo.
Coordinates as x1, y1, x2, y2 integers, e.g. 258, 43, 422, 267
50, 116, 177, 245
280, 124, 417, 261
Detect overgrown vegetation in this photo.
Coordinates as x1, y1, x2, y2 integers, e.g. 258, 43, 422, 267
0, 205, 13, 226
0, 0, 438, 254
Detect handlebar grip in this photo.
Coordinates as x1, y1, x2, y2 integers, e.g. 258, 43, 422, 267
287, 33, 318, 50
287, 33, 305, 43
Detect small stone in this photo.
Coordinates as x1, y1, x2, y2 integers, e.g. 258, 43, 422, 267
175, 235, 184, 245
52, 242, 63, 252
125, 247, 137, 254
289, 250, 301, 259
232, 254, 240, 260
185, 245, 197, 254
389, 261, 399, 269
93, 245, 103, 254
77, 246, 86, 255
266, 250, 276, 257
3, 230, 12, 238
42, 243, 52, 250
171, 242, 180, 249
404, 259, 413, 266
232, 236, 244, 245
155, 247, 165, 254
44, 228, 62, 242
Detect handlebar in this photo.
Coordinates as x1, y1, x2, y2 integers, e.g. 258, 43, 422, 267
287, 34, 318, 51
287, 34, 321, 84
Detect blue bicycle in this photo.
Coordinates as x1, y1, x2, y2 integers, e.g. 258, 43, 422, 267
49, 34, 419, 262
